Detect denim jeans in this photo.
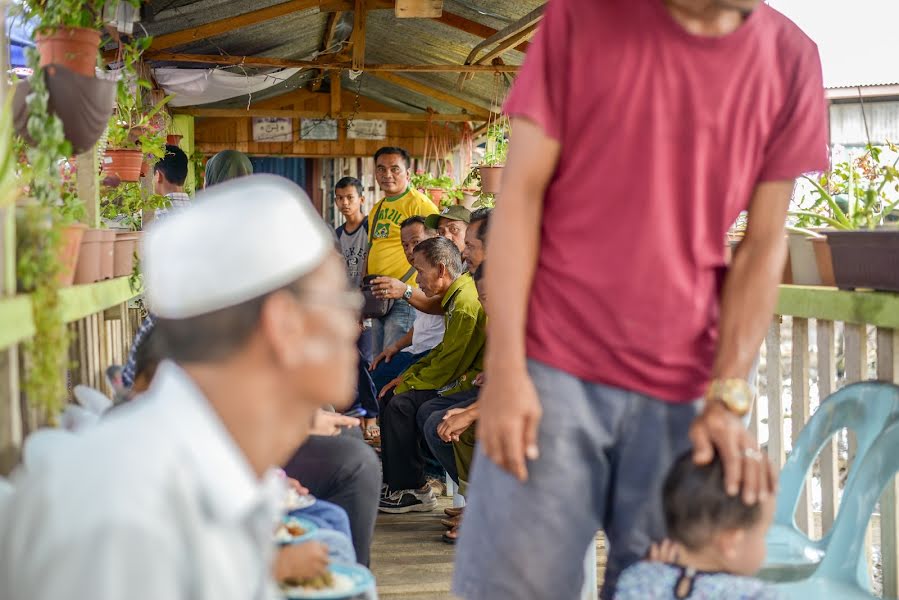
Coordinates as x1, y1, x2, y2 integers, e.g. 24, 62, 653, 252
370, 350, 429, 395
453, 360, 700, 600
417, 390, 480, 484
370, 299, 415, 358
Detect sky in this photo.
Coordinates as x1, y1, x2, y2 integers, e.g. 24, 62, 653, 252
767, 0, 899, 88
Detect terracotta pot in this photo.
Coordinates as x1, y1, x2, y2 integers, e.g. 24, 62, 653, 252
478, 166, 504, 195
74, 229, 104, 284
57, 223, 87, 286
35, 27, 100, 77
827, 229, 899, 292
102, 149, 143, 182
166, 134, 183, 146
811, 236, 836, 286
787, 232, 822, 286
426, 188, 445, 206
113, 231, 141, 277
99, 230, 115, 280
12, 66, 116, 154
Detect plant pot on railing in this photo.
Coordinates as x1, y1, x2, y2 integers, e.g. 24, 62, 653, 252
73, 228, 103, 284
12, 66, 116, 154
35, 27, 101, 77
478, 166, 504, 195
827, 229, 899, 292
113, 231, 141, 277
787, 231, 822, 286
57, 223, 87, 286
811, 236, 836, 287
102, 149, 143, 183
99, 230, 115, 280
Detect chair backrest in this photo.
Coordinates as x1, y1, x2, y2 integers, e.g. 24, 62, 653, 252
775, 381, 899, 538
812, 418, 899, 587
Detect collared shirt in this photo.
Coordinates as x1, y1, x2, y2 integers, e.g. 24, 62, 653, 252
396, 272, 486, 396
407, 308, 445, 355
0, 362, 282, 600
155, 191, 192, 220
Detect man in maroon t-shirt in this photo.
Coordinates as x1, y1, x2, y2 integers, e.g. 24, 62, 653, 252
453, 1, 829, 599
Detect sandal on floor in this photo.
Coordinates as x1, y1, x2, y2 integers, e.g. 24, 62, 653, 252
440, 515, 461, 529
442, 526, 459, 545
444, 507, 464, 518
364, 424, 381, 447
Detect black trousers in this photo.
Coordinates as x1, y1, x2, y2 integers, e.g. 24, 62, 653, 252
282, 428, 381, 566
381, 389, 440, 492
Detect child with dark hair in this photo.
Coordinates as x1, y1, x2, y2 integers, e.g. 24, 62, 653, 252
614, 452, 778, 599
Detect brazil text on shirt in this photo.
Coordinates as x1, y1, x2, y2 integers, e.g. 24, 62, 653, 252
367, 187, 438, 281
371, 206, 407, 239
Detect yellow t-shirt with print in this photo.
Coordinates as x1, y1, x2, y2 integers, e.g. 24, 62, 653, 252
367, 187, 439, 281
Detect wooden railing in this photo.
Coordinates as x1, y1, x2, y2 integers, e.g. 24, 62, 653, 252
0, 277, 142, 473
758, 285, 899, 597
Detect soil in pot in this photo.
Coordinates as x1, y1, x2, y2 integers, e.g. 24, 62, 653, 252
113, 232, 141, 277
788, 232, 822, 286
811, 237, 835, 287
102, 149, 143, 183
827, 229, 899, 292
35, 27, 101, 77
478, 166, 504, 195
57, 223, 87, 286
99, 230, 115, 280
74, 228, 104, 284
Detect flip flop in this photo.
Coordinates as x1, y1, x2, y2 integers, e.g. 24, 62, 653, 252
444, 507, 464, 518
442, 526, 459, 545
440, 515, 461, 529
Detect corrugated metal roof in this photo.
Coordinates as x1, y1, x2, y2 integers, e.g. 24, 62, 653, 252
142, 0, 540, 112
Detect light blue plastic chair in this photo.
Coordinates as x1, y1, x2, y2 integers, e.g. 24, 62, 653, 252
759, 381, 899, 584
776, 417, 899, 599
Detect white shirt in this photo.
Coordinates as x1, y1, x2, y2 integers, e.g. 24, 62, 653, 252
408, 309, 445, 355
0, 362, 282, 600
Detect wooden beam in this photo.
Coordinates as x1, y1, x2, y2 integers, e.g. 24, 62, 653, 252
434, 12, 530, 53
472, 22, 538, 66
352, 0, 366, 71
319, 0, 392, 10
146, 52, 519, 72
310, 10, 345, 91
464, 5, 544, 63
176, 107, 484, 121
371, 71, 491, 117
148, 0, 321, 52
331, 71, 347, 142
395, 0, 442, 18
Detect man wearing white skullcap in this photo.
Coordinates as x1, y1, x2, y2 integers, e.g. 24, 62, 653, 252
0, 175, 363, 600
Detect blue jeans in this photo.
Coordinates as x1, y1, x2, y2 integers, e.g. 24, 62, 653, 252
370, 350, 429, 395
417, 390, 480, 485
453, 360, 700, 600
370, 299, 415, 358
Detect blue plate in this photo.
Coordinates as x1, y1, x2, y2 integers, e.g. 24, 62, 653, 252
275, 516, 319, 545
281, 563, 376, 599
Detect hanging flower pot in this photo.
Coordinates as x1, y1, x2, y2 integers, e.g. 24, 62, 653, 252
478, 165, 504, 195
35, 27, 101, 78
461, 189, 479, 209
12, 66, 116, 154
827, 229, 899, 292
102, 149, 143, 183
166, 134, 183, 146
57, 223, 87, 287
426, 188, 445, 207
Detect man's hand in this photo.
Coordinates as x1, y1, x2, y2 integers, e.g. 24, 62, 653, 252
273, 541, 330, 582
477, 366, 542, 482
647, 539, 682, 563
690, 401, 776, 505
286, 477, 309, 496
370, 344, 399, 370
370, 276, 407, 300
438, 407, 478, 442
379, 376, 402, 399
310, 410, 360, 436
473, 372, 486, 387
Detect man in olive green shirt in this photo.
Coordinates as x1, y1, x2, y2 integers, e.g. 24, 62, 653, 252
378, 237, 486, 514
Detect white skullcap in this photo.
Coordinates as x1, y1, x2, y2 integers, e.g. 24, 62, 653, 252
144, 174, 333, 319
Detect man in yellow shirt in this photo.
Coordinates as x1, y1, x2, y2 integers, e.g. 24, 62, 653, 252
367, 147, 439, 356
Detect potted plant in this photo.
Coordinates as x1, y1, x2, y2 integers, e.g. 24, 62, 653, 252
103, 37, 172, 183
793, 144, 899, 292
411, 171, 463, 207
476, 122, 509, 195
100, 182, 170, 278
19, 0, 140, 77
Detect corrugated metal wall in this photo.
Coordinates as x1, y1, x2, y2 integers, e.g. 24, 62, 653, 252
830, 100, 899, 146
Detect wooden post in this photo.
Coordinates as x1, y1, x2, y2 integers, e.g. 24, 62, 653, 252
352, 0, 367, 71
844, 323, 868, 463
877, 327, 899, 598
765, 318, 785, 467
817, 319, 840, 534
790, 318, 813, 535
76, 148, 100, 228
172, 114, 196, 192
330, 71, 346, 145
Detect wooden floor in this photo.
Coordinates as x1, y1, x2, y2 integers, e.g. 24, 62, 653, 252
370, 497, 606, 599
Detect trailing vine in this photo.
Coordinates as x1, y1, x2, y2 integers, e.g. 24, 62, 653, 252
16, 48, 73, 420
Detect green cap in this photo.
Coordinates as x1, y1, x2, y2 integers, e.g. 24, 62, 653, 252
425, 205, 471, 229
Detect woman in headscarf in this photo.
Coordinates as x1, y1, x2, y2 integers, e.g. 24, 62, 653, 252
204, 149, 254, 188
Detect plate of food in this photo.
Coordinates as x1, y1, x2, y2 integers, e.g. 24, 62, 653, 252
274, 516, 319, 545
281, 563, 376, 599
284, 488, 317, 511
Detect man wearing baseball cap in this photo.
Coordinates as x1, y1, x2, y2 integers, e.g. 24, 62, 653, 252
1, 175, 362, 600
425, 205, 471, 254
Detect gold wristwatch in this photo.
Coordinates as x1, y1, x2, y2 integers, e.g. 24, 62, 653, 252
705, 378, 753, 416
